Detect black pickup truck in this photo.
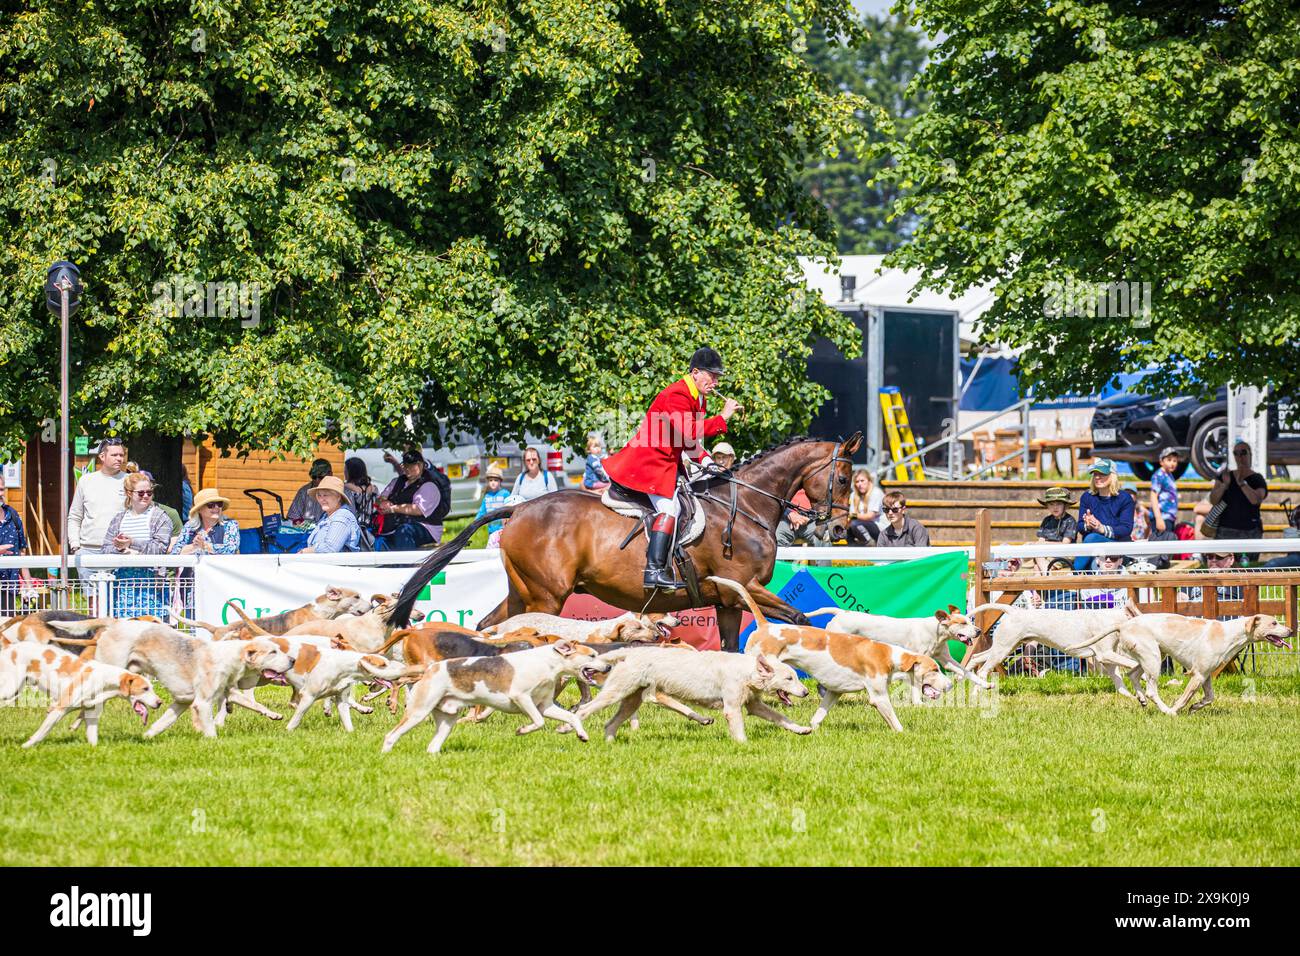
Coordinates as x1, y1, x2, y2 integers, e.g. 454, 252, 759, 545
1089, 388, 1300, 479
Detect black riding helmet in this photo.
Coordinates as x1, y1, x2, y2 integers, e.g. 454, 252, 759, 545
689, 347, 725, 375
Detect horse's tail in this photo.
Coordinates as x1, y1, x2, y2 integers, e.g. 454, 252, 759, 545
391, 507, 514, 627
707, 576, 769, 633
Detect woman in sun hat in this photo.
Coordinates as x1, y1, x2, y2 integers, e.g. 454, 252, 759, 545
301, 476, 361, 553
171, 488, 241, 556
1072, 459, 1133, 571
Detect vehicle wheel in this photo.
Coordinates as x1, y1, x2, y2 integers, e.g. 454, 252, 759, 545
1129, 461, 1155, 481
1190, 417, 1229, 478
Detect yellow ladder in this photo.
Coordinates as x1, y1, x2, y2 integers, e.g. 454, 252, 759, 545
880, 387, 926, 481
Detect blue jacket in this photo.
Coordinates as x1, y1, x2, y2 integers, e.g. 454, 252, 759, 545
1077, 491, 1134, 541
476, 487, 512, 533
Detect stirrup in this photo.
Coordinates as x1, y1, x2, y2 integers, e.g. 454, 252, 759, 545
644, 568, 685, 591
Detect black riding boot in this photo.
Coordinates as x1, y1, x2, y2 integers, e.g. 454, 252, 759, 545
644, 514, 685, 590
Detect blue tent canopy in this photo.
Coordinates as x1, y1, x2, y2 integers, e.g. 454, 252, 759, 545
959, 358, 1156, 411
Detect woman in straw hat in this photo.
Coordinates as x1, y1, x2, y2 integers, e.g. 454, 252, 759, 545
301, 476, 361, 553
171, 488, 241, 556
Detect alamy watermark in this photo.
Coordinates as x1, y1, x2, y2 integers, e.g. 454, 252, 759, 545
151, 277, 261, 328
1042, 278, 1152, 327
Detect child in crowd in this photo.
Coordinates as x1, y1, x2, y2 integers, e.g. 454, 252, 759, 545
583, 436, 610, 492
1148, 446, 1181, 538
1034, 487, 1077, 574
476, 464, 512, 547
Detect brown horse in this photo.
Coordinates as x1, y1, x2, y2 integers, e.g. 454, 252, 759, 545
393, 433, 862, 651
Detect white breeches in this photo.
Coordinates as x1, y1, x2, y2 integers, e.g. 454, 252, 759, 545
648, 492, 680, 519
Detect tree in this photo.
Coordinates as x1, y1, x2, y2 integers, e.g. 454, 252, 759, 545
0, 0, 866, 461
886, 0, 1300, 401
800, 10, 930, 254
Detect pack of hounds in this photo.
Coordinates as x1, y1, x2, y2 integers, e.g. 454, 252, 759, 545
0, 579, 1291, 753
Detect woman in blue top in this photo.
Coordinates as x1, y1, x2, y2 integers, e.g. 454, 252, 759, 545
1073, 459, 1134, 570
301, 477, 360, 553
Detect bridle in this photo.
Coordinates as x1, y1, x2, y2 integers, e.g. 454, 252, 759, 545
696, 439, 854, 556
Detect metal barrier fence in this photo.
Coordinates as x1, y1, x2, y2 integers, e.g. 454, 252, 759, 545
3, 536, 1298, 676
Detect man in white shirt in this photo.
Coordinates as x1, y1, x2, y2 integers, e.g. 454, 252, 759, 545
67, 438, 129, 554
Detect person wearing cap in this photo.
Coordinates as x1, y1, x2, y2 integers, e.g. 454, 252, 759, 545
287, 458, 337, 524
375, 450, 444, 551
583, 435, 611, 492
67, 437, 129, 554
711, 442, 737, 471
1148, 447, 1182, 537
301, 476, 361, 553
171, 488, 241, 555
476, 464, 512, 547
602, 347, 744, 589
1073, 459, 1134, 571
1207, 440, 1267, 539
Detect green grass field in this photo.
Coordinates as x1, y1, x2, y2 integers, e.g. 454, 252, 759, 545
2, 674, 1297, 866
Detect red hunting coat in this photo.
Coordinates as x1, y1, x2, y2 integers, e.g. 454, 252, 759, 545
603, 377, 728, 498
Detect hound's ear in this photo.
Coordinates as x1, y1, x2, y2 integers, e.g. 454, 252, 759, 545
242, 643, 261, 664
1247, 614, 1263, 634
553, 640, 575, 656
948, 604, 959, 614
934, 609, 949, 622
325, 587, 342, 599
755, 654, 775, 676
900, 654, 931, 673
118, 672, 134, 697
609, 621, 630, 641
371, 593, 390, 607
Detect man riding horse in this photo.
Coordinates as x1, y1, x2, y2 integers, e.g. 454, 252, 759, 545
602, 347, 744, 590
391, 348, 860, 651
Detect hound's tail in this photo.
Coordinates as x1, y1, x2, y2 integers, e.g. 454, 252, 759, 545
45, 618, 114, 641
374, 627, 413, 658
222, 601, 271, 637
707, 576, 769, 631
175, 614, 227, 635
390, 507, 514, 627
970, 603, 1016, 617
807, 606, 845, 619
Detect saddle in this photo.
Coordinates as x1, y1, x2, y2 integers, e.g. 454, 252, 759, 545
600, 478, 706, 549
600, 477, 710, 602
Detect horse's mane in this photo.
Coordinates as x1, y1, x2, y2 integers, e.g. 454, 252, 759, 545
734, 435, 826, 472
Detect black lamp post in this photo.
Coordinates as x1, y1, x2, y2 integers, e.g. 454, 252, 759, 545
44, 261, 81, 588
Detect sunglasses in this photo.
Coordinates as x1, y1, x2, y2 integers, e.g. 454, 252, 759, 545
134, 489, 154, 497
204, 502, 224, 509
883, 505, 905, 514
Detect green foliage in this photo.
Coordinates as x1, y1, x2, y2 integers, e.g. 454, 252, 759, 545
0, 0, 865, 459
800, 10, 930, 254
887, 0, 1300, 400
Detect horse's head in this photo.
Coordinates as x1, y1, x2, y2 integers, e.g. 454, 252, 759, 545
799, 432, 862, 542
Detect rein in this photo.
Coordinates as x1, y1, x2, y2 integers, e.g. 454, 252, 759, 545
696, 440, 854, 553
